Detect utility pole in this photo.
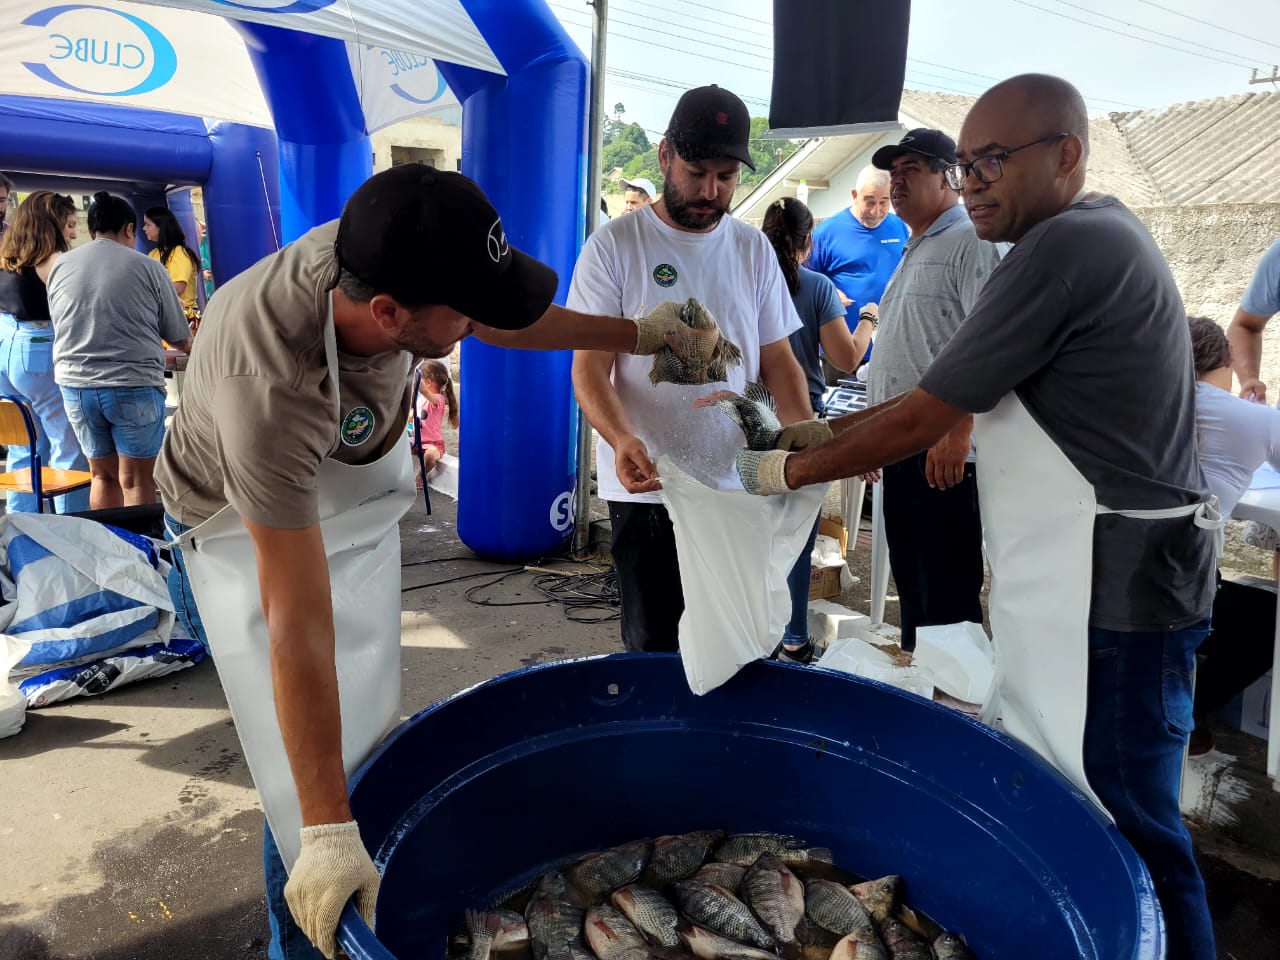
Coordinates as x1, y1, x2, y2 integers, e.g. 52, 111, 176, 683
1248, 66, 1280, 89
572, 0, 608, 555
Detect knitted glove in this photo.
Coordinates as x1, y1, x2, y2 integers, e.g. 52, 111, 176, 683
632, 301, 720, 359
775, 419, 834, 452
736, 448, 793, 496
284, 821, 380, 959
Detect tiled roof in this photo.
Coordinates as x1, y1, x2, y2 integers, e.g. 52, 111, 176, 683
1109, 92, 1280, 205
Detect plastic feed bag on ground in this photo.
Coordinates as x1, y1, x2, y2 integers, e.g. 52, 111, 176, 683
914, 621, 996, 705
658, 458, 826, 694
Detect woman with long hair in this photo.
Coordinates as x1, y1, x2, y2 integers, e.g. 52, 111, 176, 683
143, 206, 201, 328
0, 190, 89, 511
760, 196, 869, 663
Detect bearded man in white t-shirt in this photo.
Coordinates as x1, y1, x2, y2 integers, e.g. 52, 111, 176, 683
570, 84, 812, 653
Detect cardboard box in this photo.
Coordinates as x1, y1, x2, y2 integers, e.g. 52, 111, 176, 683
819, 516, 849, 555
809, 563, 843, 600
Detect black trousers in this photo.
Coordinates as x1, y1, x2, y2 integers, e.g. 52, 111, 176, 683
881, 451, 984, 652
608, 501, 683, 653
1195, 573, 1275, 718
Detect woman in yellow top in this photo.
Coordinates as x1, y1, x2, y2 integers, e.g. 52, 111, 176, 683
143, 207, 201, 324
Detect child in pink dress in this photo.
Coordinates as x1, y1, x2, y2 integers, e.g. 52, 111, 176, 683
410, 358, 458, 490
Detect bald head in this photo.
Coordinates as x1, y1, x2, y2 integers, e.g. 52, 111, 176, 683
982, 73, 1089, 160
955, 73, 1090, 243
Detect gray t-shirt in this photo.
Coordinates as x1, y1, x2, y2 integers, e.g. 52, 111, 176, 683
920, 195, 1215, 632
48, 238, 191, 389
868, 204, 1000, 405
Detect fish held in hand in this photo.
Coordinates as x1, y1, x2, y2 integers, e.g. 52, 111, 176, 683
741, 854, 806, 960
611, 885, 681, 948
847, 877, 900, 928
693, 383, 781, 451
831, 926, 889, 960
677, 921, 780, 960
804, 879, 873, 937
465, 909, 502, 960
648, 299, 744, 386
647, 829, 725, 885
567, 840, 652, 901
673, 880, 775, 949
713, 833, 832, 867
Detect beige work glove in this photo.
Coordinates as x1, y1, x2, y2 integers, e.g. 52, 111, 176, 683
736, 448, 793, 496
632, 301, 720, 359
284, 821, 381, 959
775, 419, 834, 452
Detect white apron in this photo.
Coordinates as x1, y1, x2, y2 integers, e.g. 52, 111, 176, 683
974, 394, 1219, 813
176, 314, 415, 867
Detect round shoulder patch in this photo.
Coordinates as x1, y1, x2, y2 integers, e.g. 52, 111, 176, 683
652, 263, 678, 288
340, 406, 375, 447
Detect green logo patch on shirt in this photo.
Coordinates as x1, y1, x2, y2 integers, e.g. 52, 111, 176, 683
652, 263, 678, 288
340, 406, 375, 446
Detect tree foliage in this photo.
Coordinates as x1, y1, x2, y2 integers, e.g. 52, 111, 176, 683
598, 106, 800, 194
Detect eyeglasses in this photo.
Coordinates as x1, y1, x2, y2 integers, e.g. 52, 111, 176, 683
943, 133, 1068, 191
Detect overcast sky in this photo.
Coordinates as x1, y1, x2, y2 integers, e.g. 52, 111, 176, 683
546, 0, 1280, 139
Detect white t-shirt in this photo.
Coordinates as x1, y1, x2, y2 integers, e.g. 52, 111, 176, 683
1194, 380, 1280, 517
568, 207, 802, 503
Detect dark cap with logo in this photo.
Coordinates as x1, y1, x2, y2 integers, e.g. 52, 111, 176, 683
871, 128, 958, 169
334, 164, 558, 331
665, 85, 756, 171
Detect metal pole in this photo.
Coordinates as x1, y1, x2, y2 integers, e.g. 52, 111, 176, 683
572, 0, 608, 554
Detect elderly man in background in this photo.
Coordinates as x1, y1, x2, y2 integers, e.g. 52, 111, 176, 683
807, 163, 909, 382
867, 128, 1001, 652
620, 177, 657, 213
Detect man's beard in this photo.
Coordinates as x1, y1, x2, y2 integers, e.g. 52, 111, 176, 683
662, 172, 729, 230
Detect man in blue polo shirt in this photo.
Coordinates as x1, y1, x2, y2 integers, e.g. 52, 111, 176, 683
807, 163, 910, 380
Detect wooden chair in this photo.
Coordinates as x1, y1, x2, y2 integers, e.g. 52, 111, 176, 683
0, 396, 92, 513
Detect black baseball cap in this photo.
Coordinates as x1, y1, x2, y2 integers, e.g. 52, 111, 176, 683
334, 164, 558, 331
871, 128, 958, 169
665, 85, 756, 171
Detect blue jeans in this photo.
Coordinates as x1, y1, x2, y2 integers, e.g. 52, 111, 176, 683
1083, 624, 1216, 960
0, 313, 88, 512
60, 385, 167, 459
783, 516, 821, 643
164, 514, 319, 959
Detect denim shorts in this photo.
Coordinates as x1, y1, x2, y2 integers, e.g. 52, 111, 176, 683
59, 385, 167, 459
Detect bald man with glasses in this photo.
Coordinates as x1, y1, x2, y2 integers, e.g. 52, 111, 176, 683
736, 73, 1218, 960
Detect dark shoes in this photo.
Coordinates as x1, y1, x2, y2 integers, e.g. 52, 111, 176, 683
1188, 727, 1214, 757
776, 640, 816, 665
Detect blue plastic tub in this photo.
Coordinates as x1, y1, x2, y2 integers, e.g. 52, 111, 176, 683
337, 654, 1161, 960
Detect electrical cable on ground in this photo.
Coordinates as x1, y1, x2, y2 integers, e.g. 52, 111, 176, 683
401, 545, 619, 623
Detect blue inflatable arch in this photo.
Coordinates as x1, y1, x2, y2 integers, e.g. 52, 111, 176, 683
1, 0, 590, 560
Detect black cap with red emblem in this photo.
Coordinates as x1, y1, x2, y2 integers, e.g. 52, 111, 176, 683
664, 84, 756, 171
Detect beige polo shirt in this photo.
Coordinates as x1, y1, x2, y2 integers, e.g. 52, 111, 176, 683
156, 222, 411, 529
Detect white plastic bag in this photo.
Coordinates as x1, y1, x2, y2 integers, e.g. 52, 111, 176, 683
914, 622, 996, 705
0, 632, 29, 739
816, 637, 935, 700
658, 457, 826, 694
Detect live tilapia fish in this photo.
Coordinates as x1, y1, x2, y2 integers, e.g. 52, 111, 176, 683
848, 876, 900, 928
740, 853, 806, 959
694, 383, 781, 450
567, 840, 651, 902
646, 830, 725, 885
804, 879, 874, 937
526, 871, 584, 960
673, 880, 775, 949
611, 885, 681, 948
648, 299, 744, 386
831, 926, 889, 960
583, 905, 652, 960
933, 932, 977, 960
881, 920, 931, 960
691, 862, 746, 891
677, 922, 778, 960
713, 833, 832, 867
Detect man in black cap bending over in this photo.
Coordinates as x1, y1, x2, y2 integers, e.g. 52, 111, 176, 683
570, 84, 812, 655
156, 164, 723, 960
